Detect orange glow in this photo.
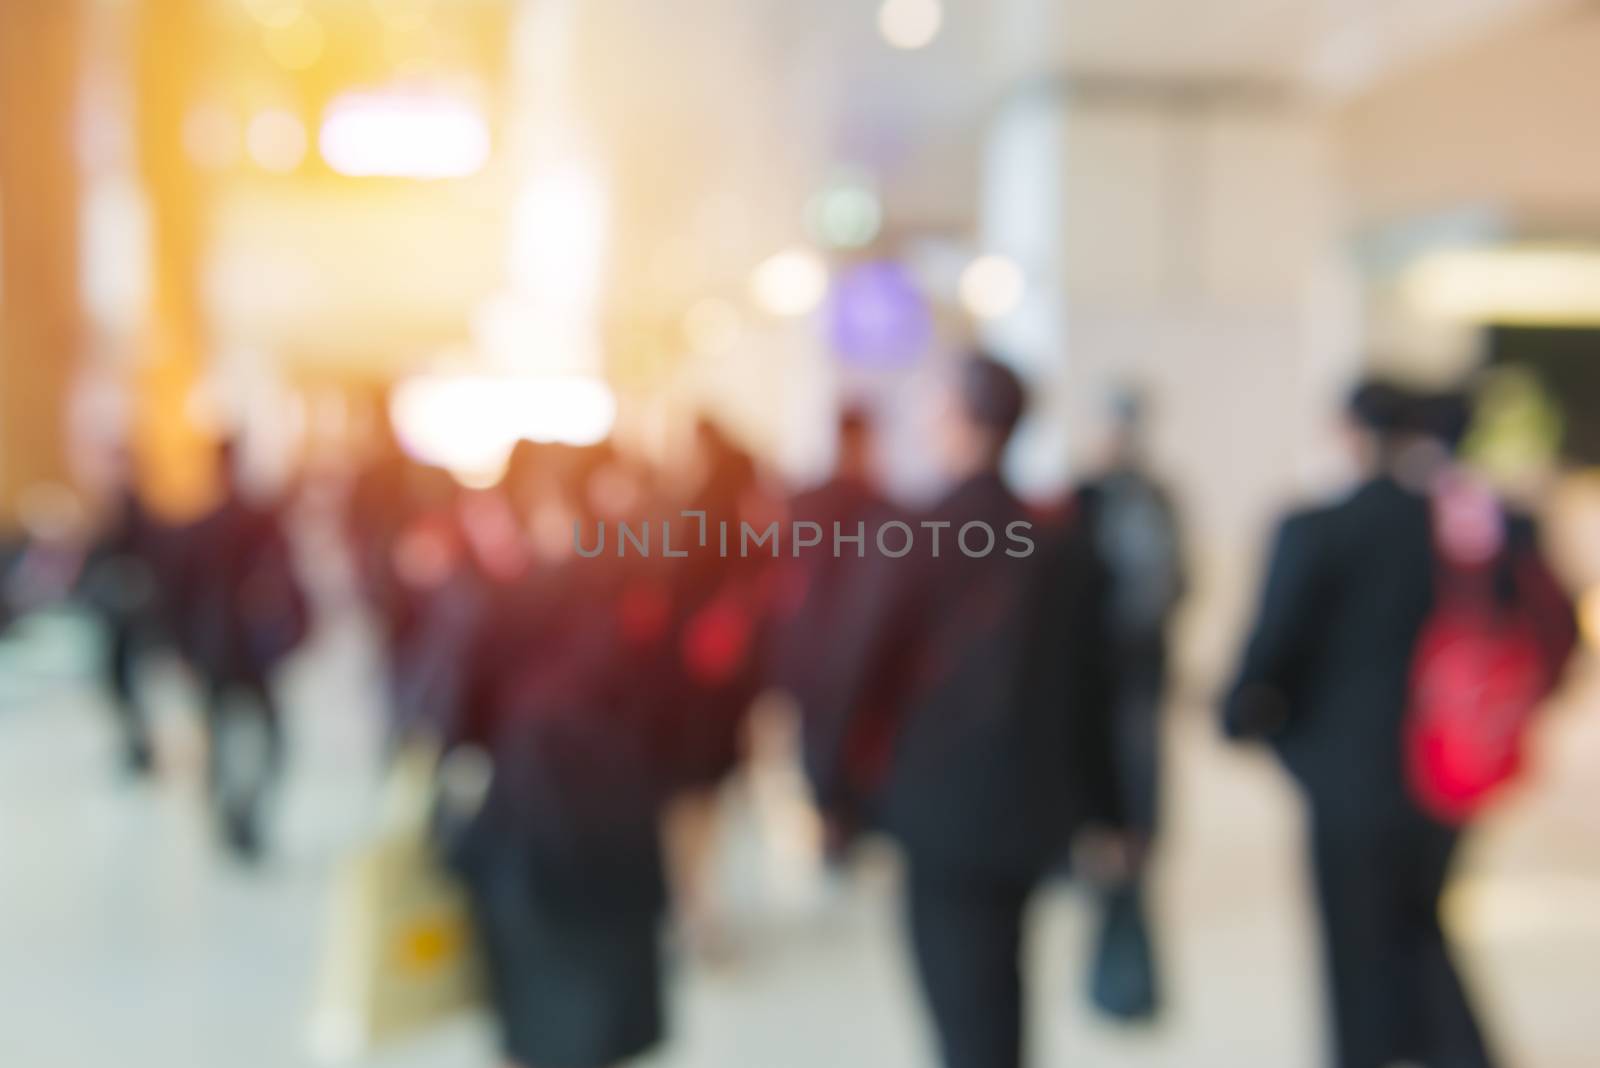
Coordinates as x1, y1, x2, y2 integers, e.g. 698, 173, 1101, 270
1582, 586, 1600, 653
261, 13, 325, 72
241, 0, 306, 31
246, 108, 307, 173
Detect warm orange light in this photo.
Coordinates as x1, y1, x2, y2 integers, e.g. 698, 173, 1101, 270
246, 108, 307, 173
370, 0, 433, 32
1581, 586, 1600, 652
183, 103, 241, 170
262, 13, 325, 71
242, 0, 305, 30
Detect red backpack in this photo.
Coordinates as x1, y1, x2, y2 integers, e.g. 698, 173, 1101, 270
1405, 478, 1564, 824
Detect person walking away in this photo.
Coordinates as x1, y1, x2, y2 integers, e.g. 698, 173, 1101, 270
1223, 381, 1577, 1068
442, 447, 671, 1068
803, 353, 1125, 1068
79, 461, 170, 776
1073, 387, 1187, 1020
660, 419, 774, 960
171, 441, 309, 860
767, 404, 898, 856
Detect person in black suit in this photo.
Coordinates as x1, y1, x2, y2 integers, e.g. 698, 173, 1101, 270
1072, 389, 1187, 1020
443, 447, 671, 1068
1224, 381, 1576, 1068
1075, 388, 1185, 846
767, 404, 899, 848
171, 441, 308, 859
79, 469, 168, 776
804, 354, 1122, 1068
787, 404, 885, 535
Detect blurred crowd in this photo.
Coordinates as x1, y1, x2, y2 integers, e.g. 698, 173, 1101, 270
0, 352, 1583, 1068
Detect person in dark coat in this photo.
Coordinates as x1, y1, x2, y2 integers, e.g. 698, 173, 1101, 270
1071, 388, 1187, 1019
1223, 381, 1577, 1068
787, 405, 886, 536
656, 419, 775, 958
343, 414, 468, 750
803, 354, 1123, 1068
767, 404, 898, 847
78, 466, 169, 775
171, 441, 308, 859
443, 446, 671, 1068
1075, 387, 1185, 844
667, 418, 772, 788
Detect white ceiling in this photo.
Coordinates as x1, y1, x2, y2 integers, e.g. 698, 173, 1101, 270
206, 0, 1569, 357
572, 0, 1563, 303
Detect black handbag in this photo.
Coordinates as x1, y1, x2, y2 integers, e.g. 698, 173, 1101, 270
1088, 882, 1161, 1021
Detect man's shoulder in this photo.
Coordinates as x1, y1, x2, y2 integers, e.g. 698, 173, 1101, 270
1271, 499, 1344, 553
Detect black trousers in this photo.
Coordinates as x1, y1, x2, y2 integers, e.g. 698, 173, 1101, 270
105, 621, 152, 762
1309, 814, 1495, 1068
464, 850, 664, 1068
203, 676, 284, 846
905, 864, 1033, 1068
1111, 634, 1167, 838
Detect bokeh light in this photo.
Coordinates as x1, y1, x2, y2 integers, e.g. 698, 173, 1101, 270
183, 103, 242, 171
261, 13, 325, 72
959, 253, 1025, 319
877, 0, 943, 51
390, 373, 617, 482
806, 175, 882, 249
750, 248, 828, 317
1462, 365, 1565, 484
509, 158, 610, 305
319, 89, 491, 179
245, 108, 308, 173
241, 0, 305, 30
370, 0, 433, 32
827, 260, 931, 367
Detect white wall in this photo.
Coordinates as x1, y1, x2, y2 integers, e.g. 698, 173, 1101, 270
981, 86, 1361, 686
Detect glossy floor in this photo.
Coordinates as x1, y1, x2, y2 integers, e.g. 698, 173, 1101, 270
1, 612, 1596, 1068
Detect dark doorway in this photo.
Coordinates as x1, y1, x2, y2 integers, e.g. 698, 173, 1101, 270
1488, 326, 1600, 464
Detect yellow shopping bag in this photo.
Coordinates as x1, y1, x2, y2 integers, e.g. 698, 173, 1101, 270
309, 749, 483, 1061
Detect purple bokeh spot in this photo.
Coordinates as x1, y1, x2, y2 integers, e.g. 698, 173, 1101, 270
826, 260, 931, 368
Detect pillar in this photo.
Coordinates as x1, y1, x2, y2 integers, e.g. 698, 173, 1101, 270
0, 0, 83, 527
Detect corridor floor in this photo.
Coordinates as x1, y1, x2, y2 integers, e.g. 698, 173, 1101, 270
1, 611, 1595, 1068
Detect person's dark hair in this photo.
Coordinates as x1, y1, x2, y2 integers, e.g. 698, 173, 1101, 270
1345, 379, 1413, 438
958, 352, 1027, 447
215, 437, 241, 492
1410, 389, 1474, 453
838, 403, 872, 443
